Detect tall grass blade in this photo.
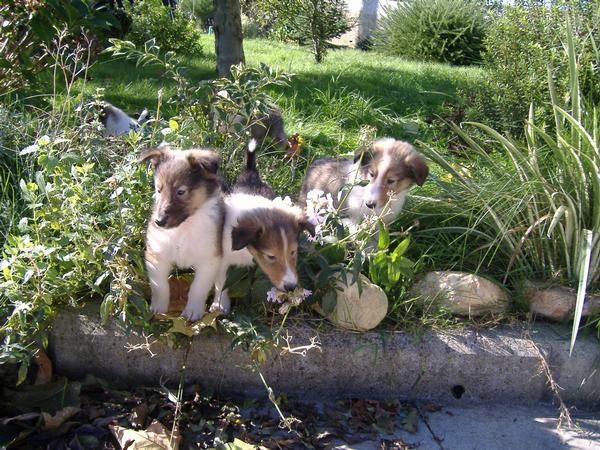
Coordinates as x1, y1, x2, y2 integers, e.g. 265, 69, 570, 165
570, 229, 593, 355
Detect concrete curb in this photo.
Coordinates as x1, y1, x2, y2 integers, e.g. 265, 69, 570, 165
48, 303, 600, 408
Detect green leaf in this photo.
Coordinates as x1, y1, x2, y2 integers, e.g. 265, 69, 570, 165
321, 288, 337, 315
392, 238, 410, 259
570, 229, 593, 355
377, 221, 390, 251
17, 360, 29, 386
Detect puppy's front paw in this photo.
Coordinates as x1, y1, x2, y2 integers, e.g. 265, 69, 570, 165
150, 299, 169, 315
209, 302, 230, 315
181, 303, 205, 322
209, 293, 231, 315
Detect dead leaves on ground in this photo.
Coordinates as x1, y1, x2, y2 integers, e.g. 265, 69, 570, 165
1, 371, 427, 449
110, 420, 181, 450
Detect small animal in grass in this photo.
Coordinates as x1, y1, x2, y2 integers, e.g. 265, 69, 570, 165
298, 137, 429, 226
212, 91, 289, 152
209, 146, 315, 315
101, 102, 149, 137
140, 144, 225, 321
246, 105, 289, 152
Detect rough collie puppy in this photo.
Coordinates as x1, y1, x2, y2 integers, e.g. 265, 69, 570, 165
298, 138, 429, 226
102, 103, 149, 137
212, 91, 289, 152
209, 147, 314, 314
140, 145, 224, 321
246, 105, 288, 152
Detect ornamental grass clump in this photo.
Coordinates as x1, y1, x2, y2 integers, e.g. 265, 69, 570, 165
416, 20, 599, 352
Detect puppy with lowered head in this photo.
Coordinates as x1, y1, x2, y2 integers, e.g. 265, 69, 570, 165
299, 138, 429, 226
209, 147, 314, 314
101, 102, 148, 136
140, 145, 224, 321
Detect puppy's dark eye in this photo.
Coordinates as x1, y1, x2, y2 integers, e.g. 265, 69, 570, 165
156, 187, 162, 194
290, 249, 297, 257
176, 189, 186, 196
264, 254, 276, 262
387, 179, 396, 185
368, 171, 376, 178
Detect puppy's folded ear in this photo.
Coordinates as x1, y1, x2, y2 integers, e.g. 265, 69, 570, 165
298, 215, 316, 237
407, 152, 429, 186
187, 150, 220, 176
138, 145, 170, 168
353, 143, 373, 166
231, 216, 262, 251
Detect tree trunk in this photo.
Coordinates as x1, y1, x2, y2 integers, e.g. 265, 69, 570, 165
213, 0, 245, 76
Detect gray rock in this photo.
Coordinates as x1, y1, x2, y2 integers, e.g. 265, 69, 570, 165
526, 282, 600, 321
315, 274, 388, 331
413, 271, 510, 317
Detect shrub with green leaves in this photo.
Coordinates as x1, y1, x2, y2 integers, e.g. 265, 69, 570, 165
125, 0, 203, 55
373, 0, 488, 65
0, 0, 119, 94
0, 98, 155, 374
179, 0, 214, 27
257, 0, 352, 63
462, 2, 599, 133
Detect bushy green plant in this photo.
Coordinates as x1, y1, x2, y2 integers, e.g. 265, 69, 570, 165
463, 2, 599, 133
373, 0, 488, 65
0, 99, 156, 376
179, 0, 214, 27
258, 0, 352, 63
125, 0, 203, 55
0, 0, 119, 94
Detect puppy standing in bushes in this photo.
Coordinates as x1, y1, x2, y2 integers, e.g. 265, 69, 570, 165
101, 102, 149, 136
299, 138, 429, 226
212, 90, 290, 152
209, 146, 315, 314
140, 145, 224, 321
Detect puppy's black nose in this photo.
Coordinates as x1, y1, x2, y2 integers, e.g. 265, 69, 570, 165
283, 282, 296, 292
365, 201, 376, 209
155, 217, 167, 227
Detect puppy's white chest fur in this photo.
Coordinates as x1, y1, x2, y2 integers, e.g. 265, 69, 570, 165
146, 197, 221, 268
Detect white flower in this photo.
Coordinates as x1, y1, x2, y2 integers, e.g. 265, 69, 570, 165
266, 287, 312, 313
266, 287, 281, 303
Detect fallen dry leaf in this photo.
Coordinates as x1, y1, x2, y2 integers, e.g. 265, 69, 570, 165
167, 278, 191, 313
33, 349, 53, 385
41, 406, 81, 430
130, 402, 149, 429
110, 419, 180, 450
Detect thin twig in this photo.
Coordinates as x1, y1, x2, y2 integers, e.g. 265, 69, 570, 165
526, 331, 575, 429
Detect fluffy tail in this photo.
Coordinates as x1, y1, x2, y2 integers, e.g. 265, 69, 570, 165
246, 139, 258, 171
137, 108, 149, 124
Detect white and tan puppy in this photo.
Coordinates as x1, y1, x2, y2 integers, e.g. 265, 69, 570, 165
299, 138, 429, 226
140, 145, 224, 321
209, 147, 314, 314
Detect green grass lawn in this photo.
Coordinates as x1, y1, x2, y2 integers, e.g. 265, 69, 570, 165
80, 35, 483, 142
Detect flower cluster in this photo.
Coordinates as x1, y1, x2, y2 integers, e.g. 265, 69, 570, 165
266, 287, 312, 315
304, 189, 340, 244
